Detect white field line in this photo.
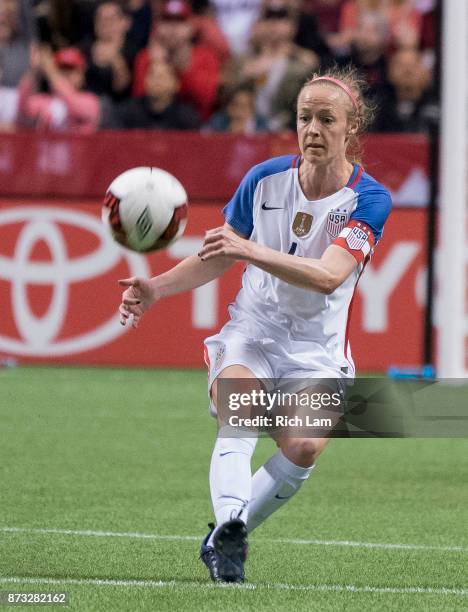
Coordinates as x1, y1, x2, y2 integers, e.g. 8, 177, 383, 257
0, 576, 466, 597
1, 526, 466, 553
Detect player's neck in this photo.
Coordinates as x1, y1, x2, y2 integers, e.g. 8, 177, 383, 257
298, 159, 355, 201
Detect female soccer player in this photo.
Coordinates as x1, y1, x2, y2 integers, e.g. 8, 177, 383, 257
118, 67, 392, 583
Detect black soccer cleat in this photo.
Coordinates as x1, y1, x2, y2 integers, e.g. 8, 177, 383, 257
213, 518, 248, 583
200, 523, 222, 582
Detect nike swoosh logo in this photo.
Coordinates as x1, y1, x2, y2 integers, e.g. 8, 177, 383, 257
275, 494, 291, 500
262, 202, 283, 210
219, 451, 235, 457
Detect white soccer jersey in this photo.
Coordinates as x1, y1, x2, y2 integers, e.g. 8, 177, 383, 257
223, 154, 392, 377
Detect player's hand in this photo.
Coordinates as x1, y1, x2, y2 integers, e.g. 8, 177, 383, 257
198, 227, 252, 262
118, 277, 158, 328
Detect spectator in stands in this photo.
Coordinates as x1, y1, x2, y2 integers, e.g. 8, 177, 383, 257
418, 0, 436, 68
302, 0, 345, 42
133, 1, 220, 121
235, 3, 319, 130
0, 0, 35, 130
125, 0, 152, 51
335, 0, 422, 54
370, 47, 434, 133
0, 84, 17, 130
387, 0, 422, 50
82, 1, 138, 100
210, 0, 262, 57
292, 1, 334, 66
113, 57, 201, 129
0, 0, 34, 86
205, 82, 268, 134
339, 10, 389, 86
32, 0, 97, 48
46, 0, 97, 47
189, 2, 231, 67
17, 45, 102, 133
33, 0, 74, 48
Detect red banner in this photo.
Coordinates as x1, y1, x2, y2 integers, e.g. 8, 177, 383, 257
0, 132, 428, 206
0, 201, 426, 371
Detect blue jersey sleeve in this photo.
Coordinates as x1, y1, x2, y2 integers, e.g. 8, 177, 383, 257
350, 186, 392, 242
223, 167, 258, 237
223, 155, 297, 237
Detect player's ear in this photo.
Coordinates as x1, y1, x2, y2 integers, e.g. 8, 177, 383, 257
347, 119, 359, 136
345, 119, 359, 144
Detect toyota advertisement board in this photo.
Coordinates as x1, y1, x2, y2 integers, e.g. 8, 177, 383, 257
0, 201, 426, 371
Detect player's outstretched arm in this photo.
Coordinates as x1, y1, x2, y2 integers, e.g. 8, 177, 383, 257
118, 252, 234, 328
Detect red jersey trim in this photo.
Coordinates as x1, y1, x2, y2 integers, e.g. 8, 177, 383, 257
291, 154, 301, 168
347, 166, 363, 190
344, 255, 369, 360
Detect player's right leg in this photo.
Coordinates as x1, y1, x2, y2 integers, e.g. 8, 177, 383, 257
209, 365, 260, 529
200, 364, 259, 583
201, 330, 276, 582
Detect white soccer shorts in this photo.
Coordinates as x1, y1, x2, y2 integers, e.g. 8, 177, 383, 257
204, 320, 347, 417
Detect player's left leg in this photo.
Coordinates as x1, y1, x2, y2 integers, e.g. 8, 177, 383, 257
246, 437, 329, 532
246, 370, 345, 532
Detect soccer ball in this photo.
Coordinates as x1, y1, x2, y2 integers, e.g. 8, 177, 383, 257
102, 166, 188, 252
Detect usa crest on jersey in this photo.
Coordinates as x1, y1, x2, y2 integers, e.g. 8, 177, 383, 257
292, 212, 313, 237
326, 209, 347, 238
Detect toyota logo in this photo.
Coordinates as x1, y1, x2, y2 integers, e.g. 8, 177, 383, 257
0, 206, 150, 356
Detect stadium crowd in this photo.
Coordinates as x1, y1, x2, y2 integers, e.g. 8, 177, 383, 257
0, 0, 437, 134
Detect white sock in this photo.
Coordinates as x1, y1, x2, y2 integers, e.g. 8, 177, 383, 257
247, 450, 315, 533
208, 429, 257, 545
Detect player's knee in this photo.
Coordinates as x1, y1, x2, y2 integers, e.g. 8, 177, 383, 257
280, 438, 319, 467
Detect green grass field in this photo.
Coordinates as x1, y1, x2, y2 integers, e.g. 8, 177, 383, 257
0, 366, 467, 611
